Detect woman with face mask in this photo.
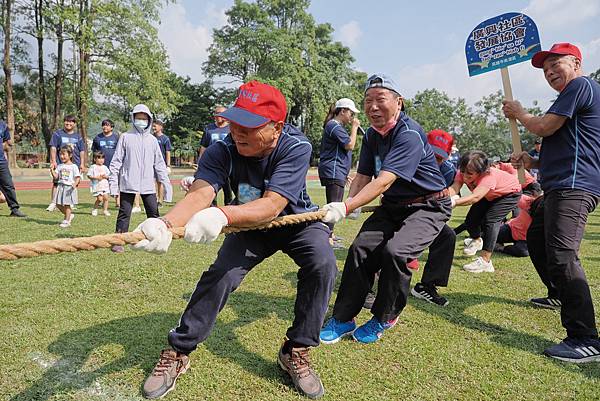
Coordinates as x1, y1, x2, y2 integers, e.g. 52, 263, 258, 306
108, 104, 171, 253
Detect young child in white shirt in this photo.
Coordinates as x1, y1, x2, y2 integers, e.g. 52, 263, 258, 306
50, 146, 81, 228
88, 151, 111, 216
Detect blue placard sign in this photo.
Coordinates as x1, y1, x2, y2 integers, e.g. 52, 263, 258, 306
465, 12, 541, 77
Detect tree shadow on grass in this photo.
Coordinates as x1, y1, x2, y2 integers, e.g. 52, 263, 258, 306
10, 312, 177, 401
201, 291, 298, 386
11, 290, 303, 401
19, 203, 56, 211
178, 289, 305, 389
10, 217, 60, 226
409, 292, 600, 379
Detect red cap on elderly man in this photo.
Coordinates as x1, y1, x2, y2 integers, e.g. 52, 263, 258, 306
427, 129, 454, 159
531, 43, 582, 69
218, 81, 287, 128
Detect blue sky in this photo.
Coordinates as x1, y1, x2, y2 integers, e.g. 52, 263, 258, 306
158, 0, 600, 109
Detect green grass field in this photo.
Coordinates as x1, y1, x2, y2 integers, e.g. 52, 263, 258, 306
1, 186, 599, 401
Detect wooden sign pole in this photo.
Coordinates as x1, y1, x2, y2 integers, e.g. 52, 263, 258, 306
500, 67, 526, 183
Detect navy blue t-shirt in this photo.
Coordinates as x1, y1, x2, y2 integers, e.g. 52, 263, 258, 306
49, 129, 86, 166
92, 132, 119, 167
195, 123, 318, 216
439, 160, 457, 187
540, 76, 600, 196
155, 134, 172, 163
200, 123, 230, 148
318, 119, 352, 181
0, 121, 9, 164
357, 112, 446, 201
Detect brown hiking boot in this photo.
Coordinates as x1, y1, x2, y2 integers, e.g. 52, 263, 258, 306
142, 348, 190, 399
278, 342, 324, 399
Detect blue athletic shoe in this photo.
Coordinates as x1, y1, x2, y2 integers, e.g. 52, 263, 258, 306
352, 316, 398, 344
544, 337, 600, 363
319, 317, 356, 344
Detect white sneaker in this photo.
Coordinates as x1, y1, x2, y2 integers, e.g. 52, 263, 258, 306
103, 210, 111, 216
131, 206, 142, 214
91, 209, 98, 216
463, 237, 483, 256
463, 257, 495, 273
46, 203, 56, 212
59, 219, 71, 228
463, 237, 474, 246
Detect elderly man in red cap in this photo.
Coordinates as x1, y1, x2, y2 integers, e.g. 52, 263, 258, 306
134, 81, 337, 399
503, 43, 600, 363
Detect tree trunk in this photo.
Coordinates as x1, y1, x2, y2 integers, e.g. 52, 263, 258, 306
2, 0, 17, 169
76, 0, 90, 153
51, 0, 64, 133
78, 46, 89, 142
35, 0, 51, 152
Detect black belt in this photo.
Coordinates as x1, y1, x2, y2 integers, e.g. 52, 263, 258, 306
393, 188, 450, 206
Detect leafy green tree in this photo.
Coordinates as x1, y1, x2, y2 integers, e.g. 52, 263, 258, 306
406, 89, 542, 158
162, 75, 235, 165
42, 0, 182, 143
204, 0, 365, 160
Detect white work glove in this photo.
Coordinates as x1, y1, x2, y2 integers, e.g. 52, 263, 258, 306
450, 195, 460, 209
345, 197, 361, 220
180, 176, 195, 192
132, 218, 173, 253
166, 166, 172, 174
184, 207, 228, 244
322, 202, 347, 224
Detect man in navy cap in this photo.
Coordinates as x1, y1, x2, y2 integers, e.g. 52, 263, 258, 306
199, 105, 233, 205
134, 81, 336, 399
319, 73, 452, 344
503, 42, 600, 362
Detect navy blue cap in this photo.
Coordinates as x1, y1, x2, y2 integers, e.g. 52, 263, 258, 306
364, 73, 402, 96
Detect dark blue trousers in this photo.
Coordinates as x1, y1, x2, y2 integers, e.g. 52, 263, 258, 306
0, 162, 21, 211
168, 221, 337, 353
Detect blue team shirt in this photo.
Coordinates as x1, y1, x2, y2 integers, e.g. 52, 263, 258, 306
49, 129, 86, 166
0, 121, 9, 164
439, 160, 457, 187
195, 123, 317, 216
155, 134, 172, 163
200, 123, 230, 148
357, 112, 446, 201
318, 120, 352, 181
540, 76, 600, 196
92, 132, 119, 167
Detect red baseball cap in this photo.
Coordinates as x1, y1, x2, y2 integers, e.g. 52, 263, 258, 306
427, 129, 454, 159
531, 42, 582, 69
218, 81, 287, 128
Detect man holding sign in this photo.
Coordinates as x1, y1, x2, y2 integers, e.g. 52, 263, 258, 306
503, 43, 600, 363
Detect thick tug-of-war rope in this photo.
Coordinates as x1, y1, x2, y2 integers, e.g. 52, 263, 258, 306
0, 206, 377, 261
